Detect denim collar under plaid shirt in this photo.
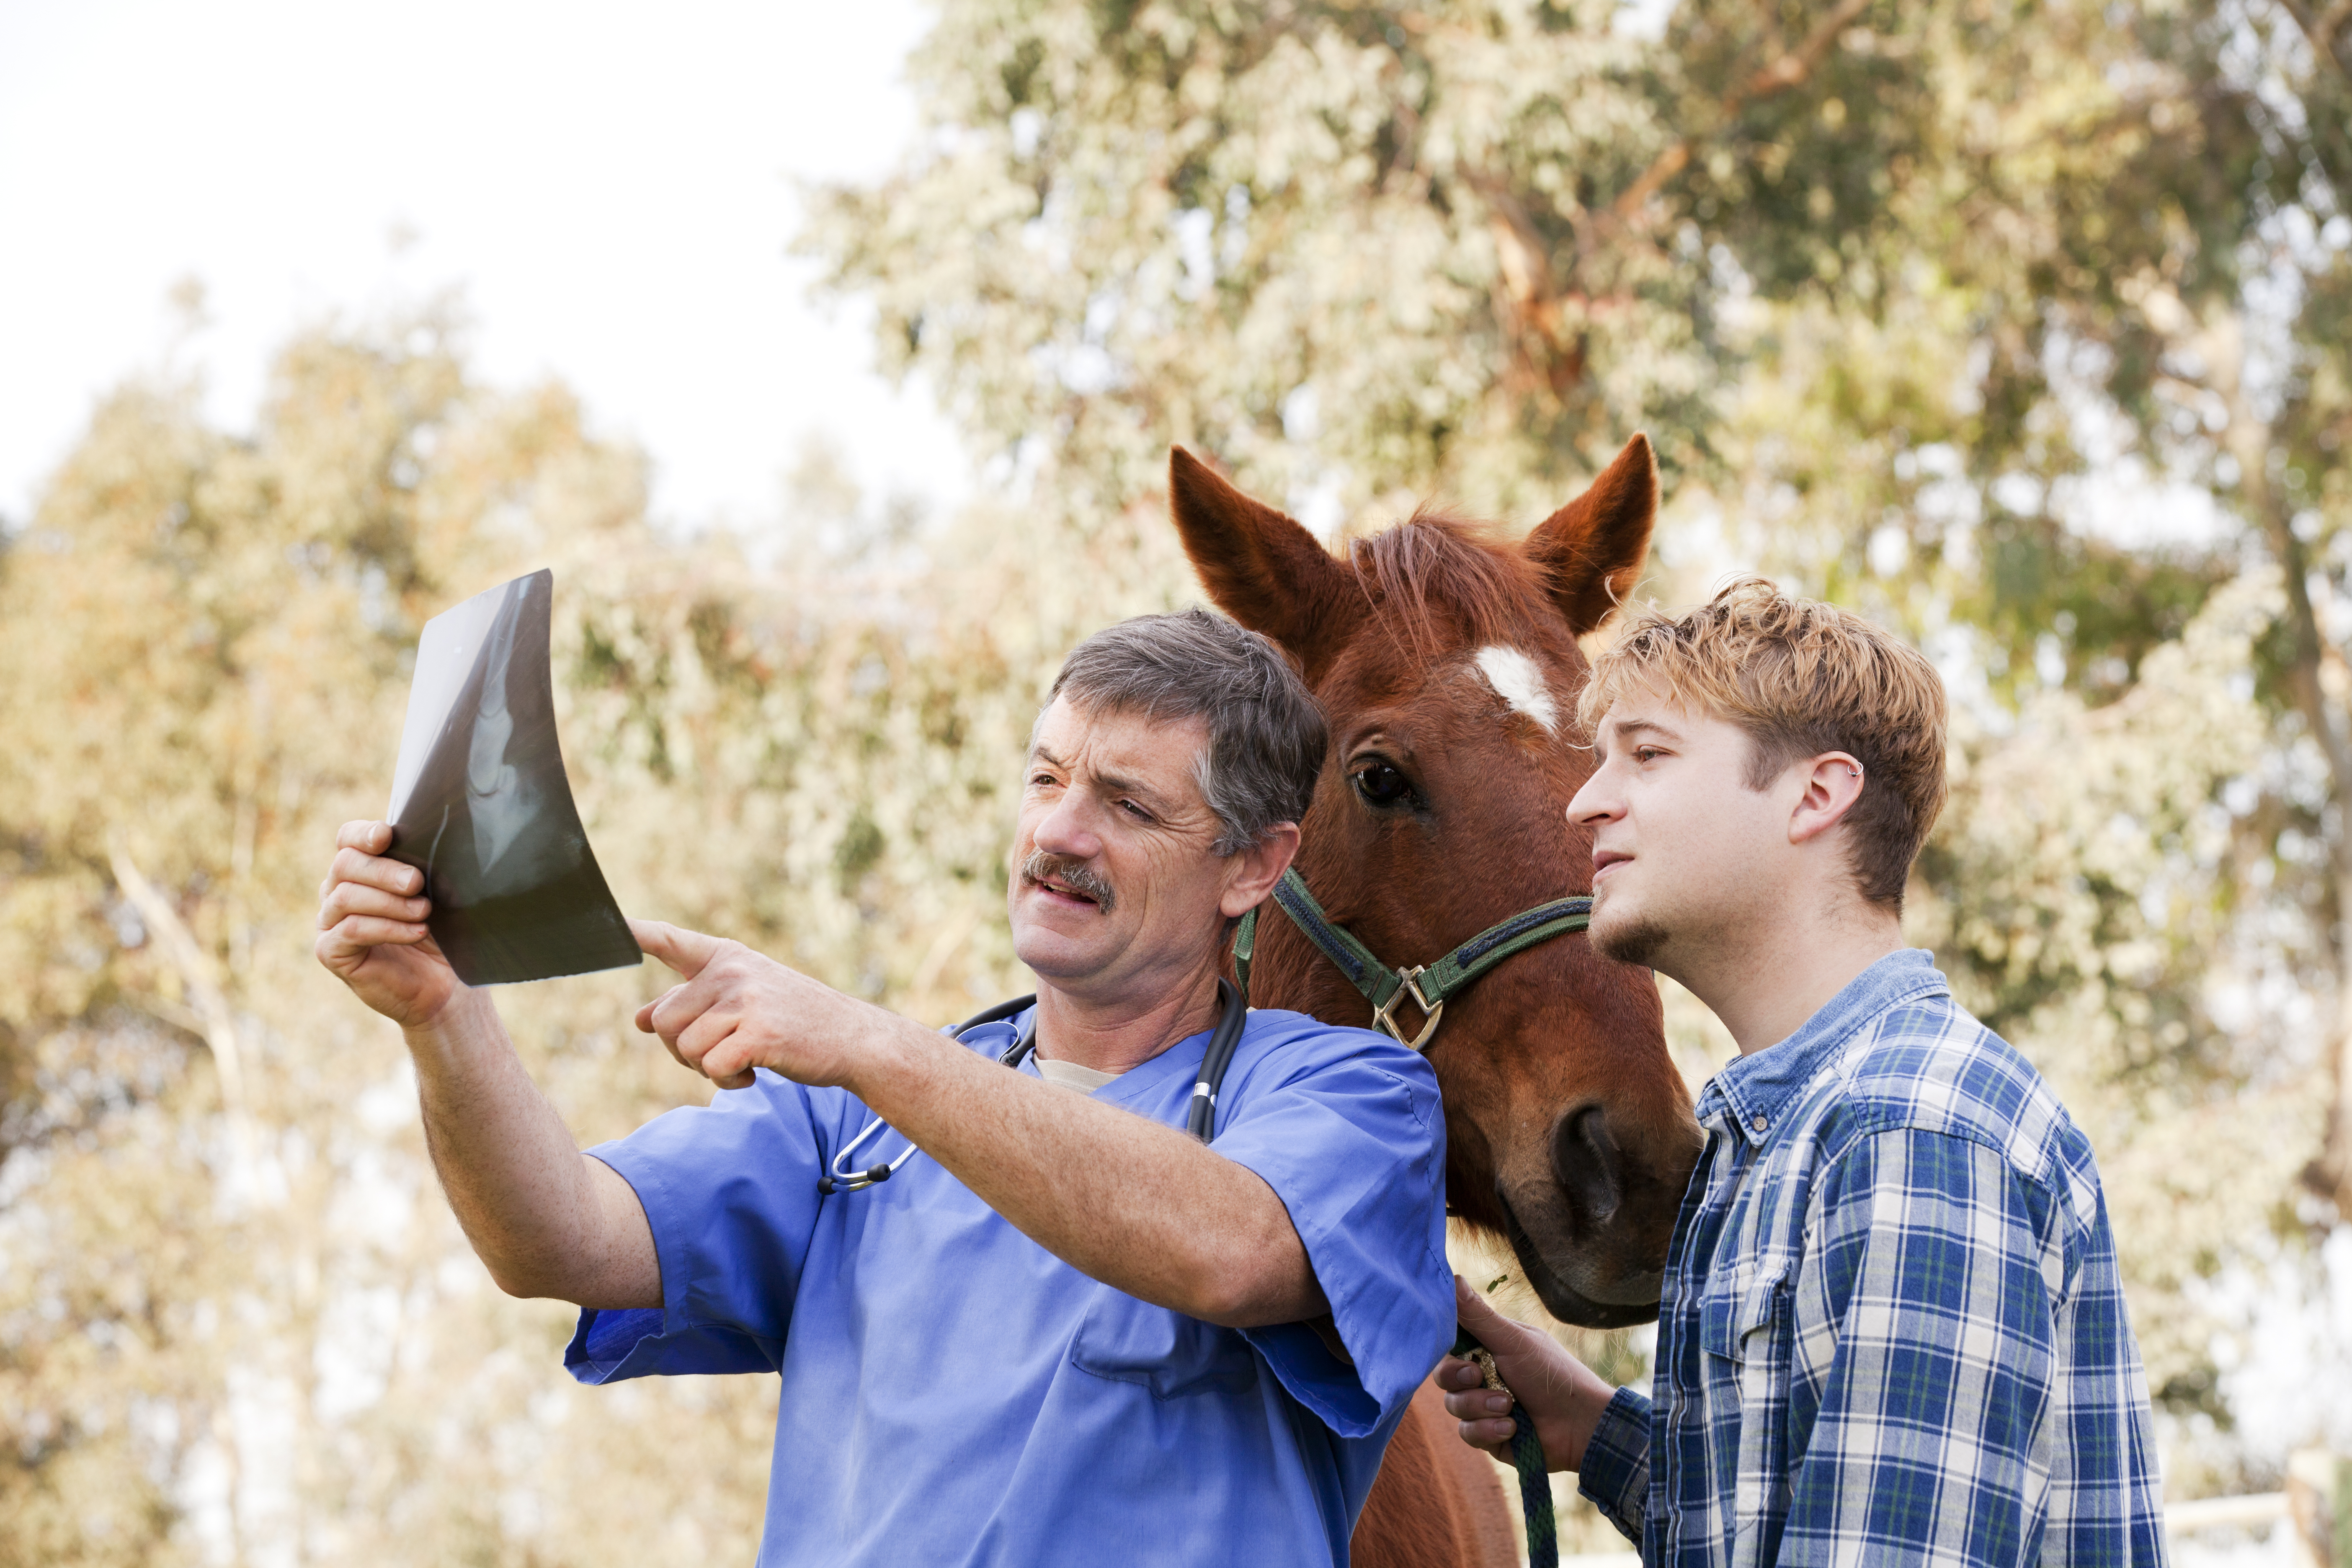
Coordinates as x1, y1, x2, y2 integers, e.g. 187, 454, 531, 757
1576, 949, 2171, 1567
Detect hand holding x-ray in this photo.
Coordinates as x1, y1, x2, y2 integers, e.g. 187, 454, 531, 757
383, 570, 641, 985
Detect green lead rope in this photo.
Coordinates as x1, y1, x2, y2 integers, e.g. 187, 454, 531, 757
1452, 1325, 1557, 1568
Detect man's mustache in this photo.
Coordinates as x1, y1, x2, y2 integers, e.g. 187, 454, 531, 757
1019, 852, 1117, 913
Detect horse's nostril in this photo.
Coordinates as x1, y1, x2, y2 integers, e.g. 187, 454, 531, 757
1552, 1104, 1623, 1230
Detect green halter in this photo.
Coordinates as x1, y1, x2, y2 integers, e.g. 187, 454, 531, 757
1233, 867, 1593, 1052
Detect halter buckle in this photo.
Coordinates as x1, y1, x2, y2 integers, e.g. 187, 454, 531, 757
1371, 966, 1444, 1053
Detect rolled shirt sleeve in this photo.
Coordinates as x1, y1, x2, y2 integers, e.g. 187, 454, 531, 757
1578, 1385, 1656, 1543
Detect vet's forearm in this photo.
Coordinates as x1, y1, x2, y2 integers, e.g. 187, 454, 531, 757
857, 1025, 1326, 1327
405, 988, 658, 1308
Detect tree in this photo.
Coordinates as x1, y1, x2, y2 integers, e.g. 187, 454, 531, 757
0, 322, 752, 1561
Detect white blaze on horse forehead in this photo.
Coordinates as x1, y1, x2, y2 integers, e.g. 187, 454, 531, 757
1471, 646, 1560, 734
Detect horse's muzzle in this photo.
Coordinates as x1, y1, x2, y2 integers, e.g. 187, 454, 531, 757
1489, 1102, 1680, 1327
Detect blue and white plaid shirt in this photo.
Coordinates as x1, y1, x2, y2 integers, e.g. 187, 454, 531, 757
1578, 949, 2170, 1566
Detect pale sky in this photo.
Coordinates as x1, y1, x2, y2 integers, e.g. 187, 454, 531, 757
0, 0, 970, 533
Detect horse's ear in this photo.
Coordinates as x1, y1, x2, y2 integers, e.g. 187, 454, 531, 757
1522, 433, 1658, 636
1168, 447, 1350, 660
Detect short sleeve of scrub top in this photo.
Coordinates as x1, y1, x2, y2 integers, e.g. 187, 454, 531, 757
562, 1073, 839, 1379
1207, 1039, 1450, 1434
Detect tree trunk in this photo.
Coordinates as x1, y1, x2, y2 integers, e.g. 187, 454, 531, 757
2240, 428, 2352, 1215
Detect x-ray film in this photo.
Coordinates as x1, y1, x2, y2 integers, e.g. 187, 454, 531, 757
386, 570, 642, 985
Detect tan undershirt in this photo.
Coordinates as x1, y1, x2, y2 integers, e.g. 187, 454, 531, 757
1034, 1057, 1124, 1093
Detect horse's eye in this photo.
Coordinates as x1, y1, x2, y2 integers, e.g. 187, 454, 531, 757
1353, 763, 1412, 806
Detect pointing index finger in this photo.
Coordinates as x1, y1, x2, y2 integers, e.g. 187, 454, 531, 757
630, 919, 718, 979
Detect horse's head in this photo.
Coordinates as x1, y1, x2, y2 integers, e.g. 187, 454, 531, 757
1168, 438, 1702, 1327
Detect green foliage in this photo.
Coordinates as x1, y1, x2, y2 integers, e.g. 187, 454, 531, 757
1912, 577, 2318, 1421
801, 0, 1714, 525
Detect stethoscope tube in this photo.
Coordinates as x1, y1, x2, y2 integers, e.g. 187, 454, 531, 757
818, 979, 1248, 1196
1185, 977, 1248, 1141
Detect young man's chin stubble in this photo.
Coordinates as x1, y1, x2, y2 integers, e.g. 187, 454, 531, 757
1593, 916, 1673, 969
1590, 887, 1674, 968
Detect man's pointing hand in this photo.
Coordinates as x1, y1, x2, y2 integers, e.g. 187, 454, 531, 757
629, 918, 900, 1092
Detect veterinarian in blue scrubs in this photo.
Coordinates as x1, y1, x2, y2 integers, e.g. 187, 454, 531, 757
315, 609, 1452, 1567
570, 1001, 1444, 1563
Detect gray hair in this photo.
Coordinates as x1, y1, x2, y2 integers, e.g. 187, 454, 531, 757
1046, 609, 1327, 855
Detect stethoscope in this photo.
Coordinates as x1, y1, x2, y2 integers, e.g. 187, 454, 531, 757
818, 977, 1249, 1195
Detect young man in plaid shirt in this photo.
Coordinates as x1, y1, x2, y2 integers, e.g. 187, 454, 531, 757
1442, 579, 2170, 1565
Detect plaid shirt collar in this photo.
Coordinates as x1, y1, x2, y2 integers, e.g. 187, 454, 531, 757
1699, 948, 1951, 1150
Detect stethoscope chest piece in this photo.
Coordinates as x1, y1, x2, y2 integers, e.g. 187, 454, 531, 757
817, 1115, 924, 1194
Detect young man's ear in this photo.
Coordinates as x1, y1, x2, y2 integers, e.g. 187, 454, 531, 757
1786, 754, 1867, 846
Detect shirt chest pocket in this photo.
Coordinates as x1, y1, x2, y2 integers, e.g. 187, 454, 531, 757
1069, 1290, 1261, 1400
1697, 1263, 1788, 1366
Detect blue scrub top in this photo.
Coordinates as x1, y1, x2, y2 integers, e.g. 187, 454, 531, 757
564, 1005, 1452, 1567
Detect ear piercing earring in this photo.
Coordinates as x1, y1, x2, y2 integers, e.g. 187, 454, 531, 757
1848, 767, 1861, 778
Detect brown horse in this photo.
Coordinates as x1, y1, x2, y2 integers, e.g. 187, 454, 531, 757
1166, 436, 1705, 1567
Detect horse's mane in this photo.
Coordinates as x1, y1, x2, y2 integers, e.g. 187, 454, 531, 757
1343, 510, 1550, 658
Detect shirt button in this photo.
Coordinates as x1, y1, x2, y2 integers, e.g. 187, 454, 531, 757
1751, 1114, 1769, 1132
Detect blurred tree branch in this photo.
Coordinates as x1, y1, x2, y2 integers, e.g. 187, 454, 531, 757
2211, 331, 2352, 1212
1610, 0, 1876, 221
2273, 0, 2352, 86
108, 841, 249, 1145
